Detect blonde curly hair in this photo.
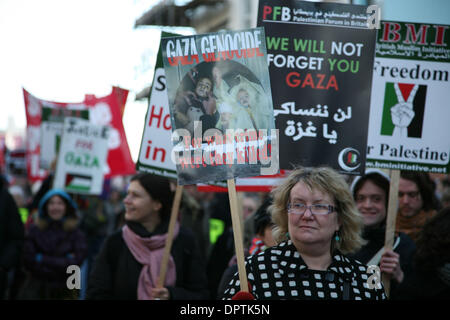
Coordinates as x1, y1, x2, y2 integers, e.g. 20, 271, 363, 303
270, 166, 365, 254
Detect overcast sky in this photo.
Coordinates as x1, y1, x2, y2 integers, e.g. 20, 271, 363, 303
0, 0, 448, 159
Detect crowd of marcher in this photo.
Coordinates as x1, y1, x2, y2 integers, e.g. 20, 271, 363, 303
1, 167, 449, 300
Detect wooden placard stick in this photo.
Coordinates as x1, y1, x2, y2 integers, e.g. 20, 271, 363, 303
382, 169, 400, 298
236, 190, 244, 234
157, 184, 184, 288
227, 178, 249, 292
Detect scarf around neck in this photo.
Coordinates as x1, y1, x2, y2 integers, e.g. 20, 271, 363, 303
122, 222, 179, 300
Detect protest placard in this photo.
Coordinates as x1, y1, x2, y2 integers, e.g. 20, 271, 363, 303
40, 106, 89, 170
366, 21, 450, 174
258, 0, 376, 175
161, 27, 279, 186
364, 20, 450, 297
53, 117, 109, 195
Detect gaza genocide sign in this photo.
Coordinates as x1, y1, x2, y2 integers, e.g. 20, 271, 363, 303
366, 21, 450, 173
162, 28, 278, 186
165, 30, 264, 64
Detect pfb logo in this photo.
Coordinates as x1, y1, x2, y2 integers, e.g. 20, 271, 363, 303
338, 147, 361, 172
262, 5, 291, 21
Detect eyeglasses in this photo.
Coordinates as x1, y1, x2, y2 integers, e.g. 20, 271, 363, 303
287, 203, 336, 216
398, 191, 420, 199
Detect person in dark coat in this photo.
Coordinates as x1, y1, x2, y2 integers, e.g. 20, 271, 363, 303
396, 171, 440, 242
19, 189, 87, 299
0, 175, 25, 299
394, 207, 450, 299
349, 169, 416, 298
86, 173, 208, 300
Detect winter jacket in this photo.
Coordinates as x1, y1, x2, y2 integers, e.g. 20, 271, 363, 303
86, 220, 209, 300
396, 209, 436, 242
23, 221, 87, 287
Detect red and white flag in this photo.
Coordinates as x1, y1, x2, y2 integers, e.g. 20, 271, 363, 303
23, 87, 135, 182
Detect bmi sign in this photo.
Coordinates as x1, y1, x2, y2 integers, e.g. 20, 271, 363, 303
366, 21, 450, 173
54, 118, 109, 195
161, 28, 278, 185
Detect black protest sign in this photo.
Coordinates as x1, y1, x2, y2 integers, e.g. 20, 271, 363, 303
258, 0, 376, 175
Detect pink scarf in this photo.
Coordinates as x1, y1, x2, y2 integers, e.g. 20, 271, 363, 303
122, 223, 179, 300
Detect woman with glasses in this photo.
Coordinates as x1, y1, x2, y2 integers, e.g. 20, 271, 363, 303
222, 166, 386, 300
86, 173, 209, 300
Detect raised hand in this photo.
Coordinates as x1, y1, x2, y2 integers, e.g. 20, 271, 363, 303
391, 102, 415, 138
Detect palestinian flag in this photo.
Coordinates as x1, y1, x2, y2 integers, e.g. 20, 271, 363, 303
65, 173, 92, 192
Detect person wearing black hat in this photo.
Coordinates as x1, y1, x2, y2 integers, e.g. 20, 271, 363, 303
86, 173, 208, 300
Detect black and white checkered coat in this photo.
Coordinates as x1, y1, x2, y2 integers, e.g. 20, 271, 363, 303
222, 240, 387, 300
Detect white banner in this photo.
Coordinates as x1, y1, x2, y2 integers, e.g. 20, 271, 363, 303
54, 118, 109, 195
136, 67, 177, 178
